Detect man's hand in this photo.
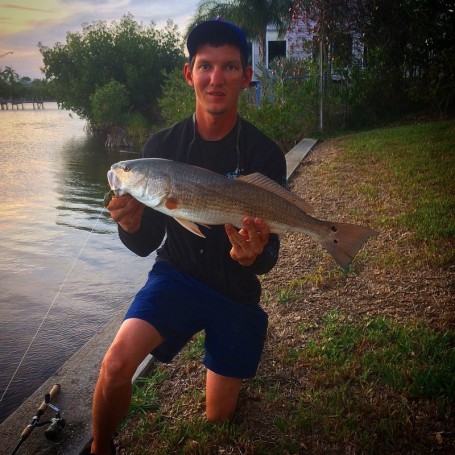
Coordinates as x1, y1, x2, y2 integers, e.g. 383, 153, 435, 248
225, 217, 270, 266
107, 194, 145, 234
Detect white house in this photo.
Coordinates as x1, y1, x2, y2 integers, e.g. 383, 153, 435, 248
250, 21, 365, 82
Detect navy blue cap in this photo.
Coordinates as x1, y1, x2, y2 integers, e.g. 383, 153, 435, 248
187, 19, 249, 63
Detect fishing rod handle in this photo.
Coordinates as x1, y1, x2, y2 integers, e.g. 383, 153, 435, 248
38, 383, 61, 413
48, 383, 61, 402
20, 384, 62, 438
12, 385, 62, 455
19, 424, 34, 439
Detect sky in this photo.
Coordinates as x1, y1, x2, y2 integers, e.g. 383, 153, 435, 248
0, 0, 200, 79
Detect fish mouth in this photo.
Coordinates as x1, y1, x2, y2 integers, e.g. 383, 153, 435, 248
107, 170, 124, 196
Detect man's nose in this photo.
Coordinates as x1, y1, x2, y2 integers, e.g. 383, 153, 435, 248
210, 66, 224, 85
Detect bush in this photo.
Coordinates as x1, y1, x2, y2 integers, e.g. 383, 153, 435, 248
158, 66, 194, 127
408, 47, 455, 118
90, 80, 129, 127
125, 112, 152, 150
239, 58, 320, 150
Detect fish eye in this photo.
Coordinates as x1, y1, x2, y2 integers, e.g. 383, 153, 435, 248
122, 164, 130, 172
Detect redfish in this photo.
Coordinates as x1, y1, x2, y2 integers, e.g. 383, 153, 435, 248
107, 158, 377, 269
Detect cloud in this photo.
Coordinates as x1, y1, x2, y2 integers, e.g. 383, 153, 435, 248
0, 0, 198, 78
1, 3, 54, 13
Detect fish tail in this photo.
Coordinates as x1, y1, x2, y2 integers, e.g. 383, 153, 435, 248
320, 222, 378, 269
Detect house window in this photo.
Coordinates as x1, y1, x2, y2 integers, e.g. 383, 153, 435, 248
332, 32, 353, 66
268, 40, 286, 63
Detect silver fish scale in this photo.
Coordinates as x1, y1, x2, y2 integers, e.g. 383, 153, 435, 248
159, 162, 326, 236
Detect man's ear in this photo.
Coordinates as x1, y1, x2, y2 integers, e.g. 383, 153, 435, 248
242, 66, 253, 90
184, 63, 194, 87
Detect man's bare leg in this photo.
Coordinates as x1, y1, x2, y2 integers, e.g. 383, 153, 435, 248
90, 318, 164, 455
205, 369, 242, 422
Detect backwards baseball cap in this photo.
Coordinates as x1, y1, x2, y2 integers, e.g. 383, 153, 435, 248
187, 19, 249, 63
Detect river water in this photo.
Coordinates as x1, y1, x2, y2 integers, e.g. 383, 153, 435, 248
0, 103, 153, 423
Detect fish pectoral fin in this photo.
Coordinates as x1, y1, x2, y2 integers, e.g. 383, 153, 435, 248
237, 173, 314, 215
144, 189, 169, 208
174, 218, 206, 238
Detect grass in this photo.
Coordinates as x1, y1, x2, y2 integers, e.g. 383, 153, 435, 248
119, 120, 454, 453
337, 120, 455, 267
292, 311, 455, 453
122, 312, 454, 454
128, 370, 167, 415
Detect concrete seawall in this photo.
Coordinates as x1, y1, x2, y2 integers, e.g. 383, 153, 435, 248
0, 138, 317, 455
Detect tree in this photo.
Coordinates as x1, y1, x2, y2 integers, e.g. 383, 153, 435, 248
158, 67, 195, 126
290, 0, 455, 119
91, 80, 129, 127
187, 1, 293, 65
39, 14, 184, 127
30, 78, 53, 100
1, 66, 19, 84
290, 1, 360, 72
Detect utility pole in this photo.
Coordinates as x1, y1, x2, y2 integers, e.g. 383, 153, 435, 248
319, 37, 323, 132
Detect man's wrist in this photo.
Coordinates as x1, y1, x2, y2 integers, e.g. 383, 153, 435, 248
118, 221, 141, 235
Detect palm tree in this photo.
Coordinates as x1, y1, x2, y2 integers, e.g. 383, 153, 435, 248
186, 0, 293, 65
0, 66, 18, 84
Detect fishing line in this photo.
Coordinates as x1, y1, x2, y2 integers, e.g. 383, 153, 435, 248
187, 114, 243, 178
0, 207, 107, 404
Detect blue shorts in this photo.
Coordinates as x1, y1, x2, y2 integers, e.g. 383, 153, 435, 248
124, 261, 268, 378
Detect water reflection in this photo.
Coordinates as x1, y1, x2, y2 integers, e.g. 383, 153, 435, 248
54, 135, 111, 233
0, 105, 149, 422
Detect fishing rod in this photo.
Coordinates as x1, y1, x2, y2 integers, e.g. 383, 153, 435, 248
0, 206, 107, 405
11, 383, 65, 455
4, 201, 108, 453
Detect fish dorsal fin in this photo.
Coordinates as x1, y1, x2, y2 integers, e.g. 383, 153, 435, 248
236, 173, 314, 215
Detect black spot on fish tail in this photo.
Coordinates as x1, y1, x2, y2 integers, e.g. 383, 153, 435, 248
321, 222, 378, 269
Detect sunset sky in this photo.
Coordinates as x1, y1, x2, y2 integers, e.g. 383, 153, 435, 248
0, 0, 199, 79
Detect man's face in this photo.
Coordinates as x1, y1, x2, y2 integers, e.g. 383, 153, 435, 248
184, 44, 252, 117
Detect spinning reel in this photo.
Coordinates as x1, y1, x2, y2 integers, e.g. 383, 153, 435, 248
11, 384, 65, 454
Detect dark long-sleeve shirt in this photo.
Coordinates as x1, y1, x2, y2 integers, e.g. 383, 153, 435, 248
118, 115, 286, 306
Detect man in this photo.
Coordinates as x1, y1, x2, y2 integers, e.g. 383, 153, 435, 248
86, 19, 286, 455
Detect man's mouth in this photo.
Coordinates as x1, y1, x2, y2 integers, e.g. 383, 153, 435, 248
207, 91, 225, 97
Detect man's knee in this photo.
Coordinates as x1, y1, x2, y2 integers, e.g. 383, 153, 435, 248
99, 344, 135, 387
98, 318, 164, 389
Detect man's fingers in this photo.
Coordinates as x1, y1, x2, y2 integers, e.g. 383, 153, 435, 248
242, 217, 269, 252
107, 194, 145, 233
225, 218, 270, 267
226, 225, 246, 248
